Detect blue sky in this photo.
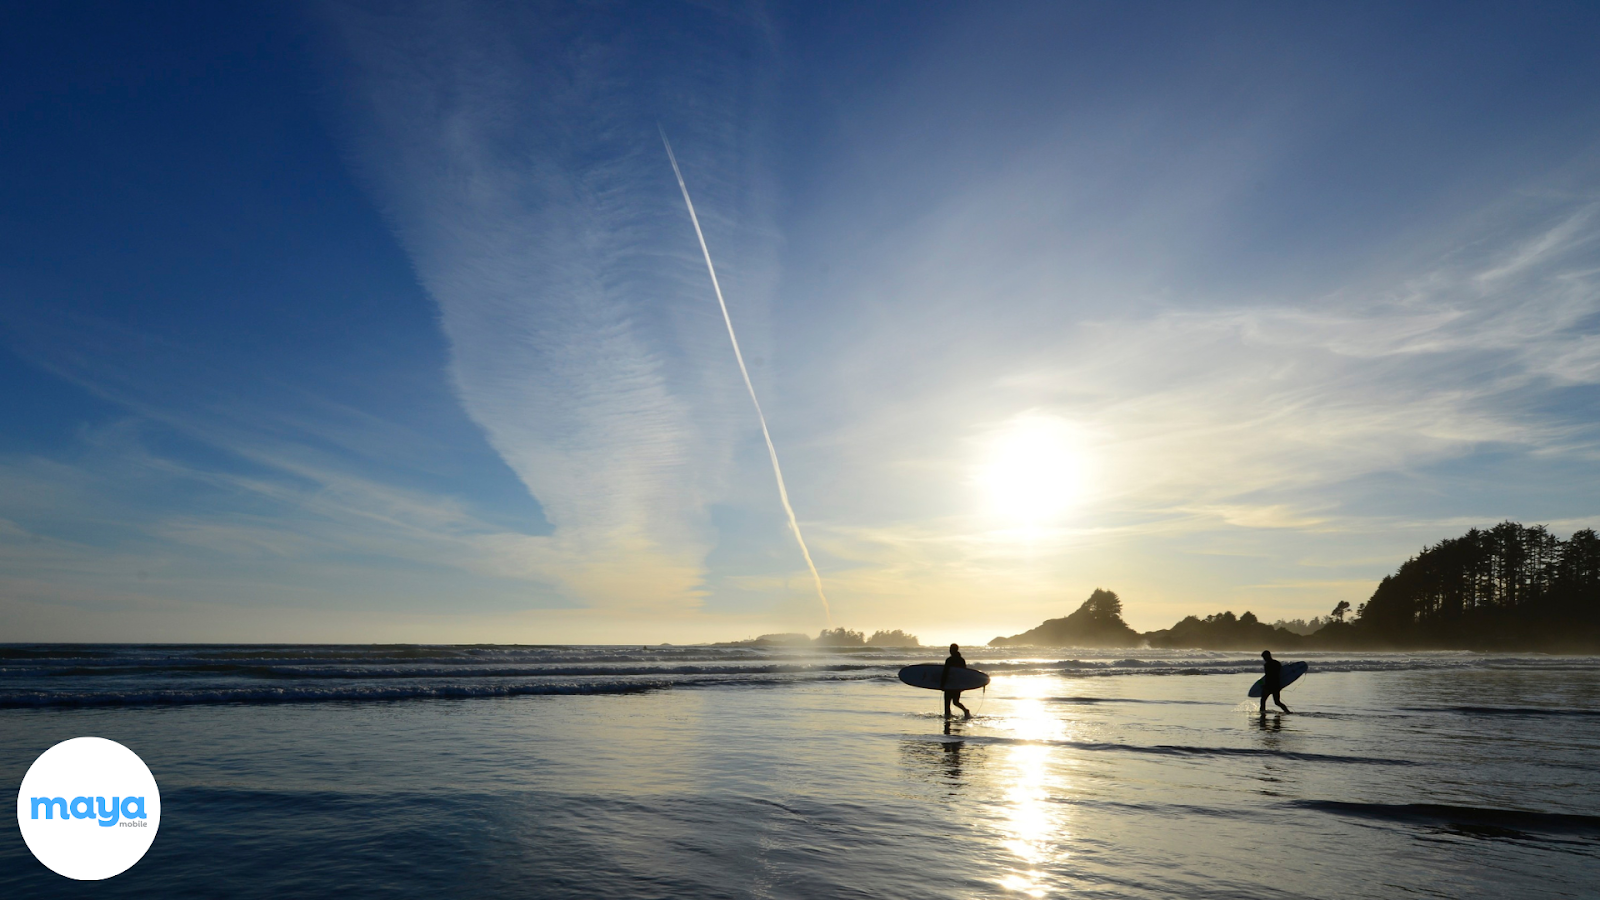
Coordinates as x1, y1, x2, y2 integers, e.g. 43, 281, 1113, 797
3, 1, 1600, 643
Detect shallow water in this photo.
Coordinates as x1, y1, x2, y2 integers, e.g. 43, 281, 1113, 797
3, 646, 1597, 897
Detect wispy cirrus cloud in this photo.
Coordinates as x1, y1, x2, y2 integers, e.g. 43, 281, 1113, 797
320, 1, 785, 609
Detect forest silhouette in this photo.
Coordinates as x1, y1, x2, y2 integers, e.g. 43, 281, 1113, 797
991, 522, 1600, 652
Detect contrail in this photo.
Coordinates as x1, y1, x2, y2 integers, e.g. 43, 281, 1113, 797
659, 128, 833, 625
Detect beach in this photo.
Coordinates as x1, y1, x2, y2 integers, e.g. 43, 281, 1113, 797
3, 646, 1597, 897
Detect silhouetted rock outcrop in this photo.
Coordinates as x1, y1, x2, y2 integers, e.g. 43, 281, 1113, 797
989, 589, 1142, 647
1144, 610, 1304, 650
713, 628, 920, 649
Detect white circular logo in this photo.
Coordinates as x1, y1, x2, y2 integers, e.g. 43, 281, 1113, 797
15, 737, 161, 880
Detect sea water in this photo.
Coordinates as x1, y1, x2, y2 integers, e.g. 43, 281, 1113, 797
2, 645, 1596, 898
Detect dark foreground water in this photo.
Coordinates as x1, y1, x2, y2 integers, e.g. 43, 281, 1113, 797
3, 645, 1597, 898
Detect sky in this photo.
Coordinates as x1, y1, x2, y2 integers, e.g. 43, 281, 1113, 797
3, 1, 1600, 645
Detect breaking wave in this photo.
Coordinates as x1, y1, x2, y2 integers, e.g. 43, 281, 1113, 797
3, 644, 1594, 709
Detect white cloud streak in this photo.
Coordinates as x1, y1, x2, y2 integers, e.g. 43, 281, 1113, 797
320, 2, 785, 611
660, 129, 833, 624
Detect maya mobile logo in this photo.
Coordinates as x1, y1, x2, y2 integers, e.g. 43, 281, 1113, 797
15, 736, 162, 880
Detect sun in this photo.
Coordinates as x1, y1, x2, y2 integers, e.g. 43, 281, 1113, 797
975, 415, 1089, 527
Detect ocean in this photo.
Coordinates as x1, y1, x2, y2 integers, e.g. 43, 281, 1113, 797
3, 645, 1597, 898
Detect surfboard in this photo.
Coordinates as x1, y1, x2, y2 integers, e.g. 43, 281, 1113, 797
898, 664, 990, 692
1248, 661, 1308, 697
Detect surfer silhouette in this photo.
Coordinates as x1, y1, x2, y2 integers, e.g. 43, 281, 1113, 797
1259, 650, 1291, 714
941, 643, 972, 719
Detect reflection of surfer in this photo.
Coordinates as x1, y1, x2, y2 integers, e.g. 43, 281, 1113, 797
1259, 650, 1291, 715
941, 732, 963, 781
941, 643, 972, 719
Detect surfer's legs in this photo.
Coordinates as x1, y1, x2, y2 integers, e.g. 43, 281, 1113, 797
1259, 688, 1288, 714
944, 691, 971, 718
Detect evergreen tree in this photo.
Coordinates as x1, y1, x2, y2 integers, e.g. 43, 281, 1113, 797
1349, 521, 1600, 648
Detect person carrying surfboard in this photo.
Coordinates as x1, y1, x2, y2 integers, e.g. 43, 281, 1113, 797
1259, 650, 1291, 715
941, 643, 973, 719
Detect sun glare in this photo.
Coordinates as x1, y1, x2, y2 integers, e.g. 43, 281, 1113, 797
976, 416, 1089, 527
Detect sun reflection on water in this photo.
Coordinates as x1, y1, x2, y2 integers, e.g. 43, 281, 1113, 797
997, 675, 1070, 742
994, 676, 1073, 896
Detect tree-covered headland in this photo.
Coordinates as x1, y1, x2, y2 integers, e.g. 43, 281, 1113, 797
990, 522, 1600, 652
985, 589, 1142, 647
1338, 522, 1599, 650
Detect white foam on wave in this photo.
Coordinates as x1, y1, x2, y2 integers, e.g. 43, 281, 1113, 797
4, 645, 1595, 710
